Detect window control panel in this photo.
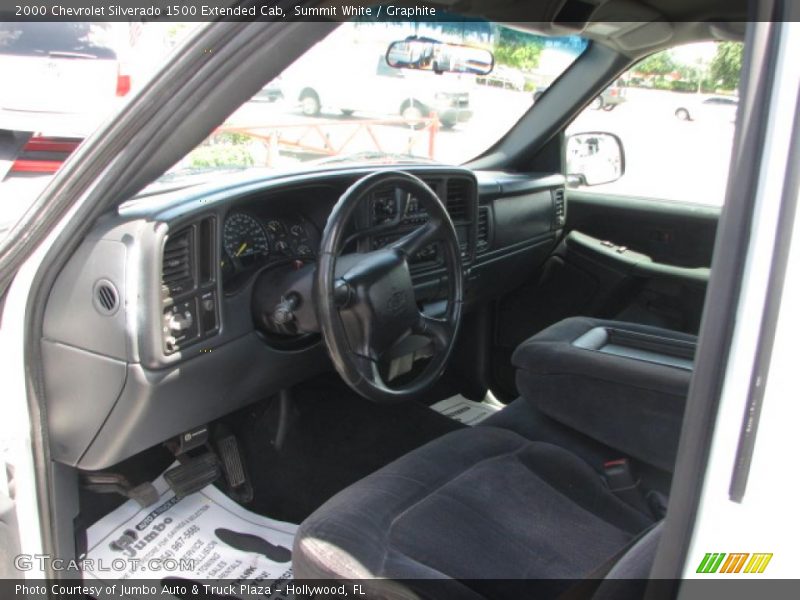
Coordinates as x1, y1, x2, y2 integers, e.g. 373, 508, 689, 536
600, 240, 629, 254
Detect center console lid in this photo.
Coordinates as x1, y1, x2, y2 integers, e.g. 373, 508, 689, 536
512, 317, 697, 471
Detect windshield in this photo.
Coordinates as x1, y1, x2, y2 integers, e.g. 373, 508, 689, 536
159, 22, 587, 185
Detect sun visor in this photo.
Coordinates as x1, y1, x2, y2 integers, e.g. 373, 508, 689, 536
450, 0, 602, 36
589, 0, 673, 51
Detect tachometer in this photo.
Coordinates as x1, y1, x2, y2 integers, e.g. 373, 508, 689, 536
223, 213, 269, 261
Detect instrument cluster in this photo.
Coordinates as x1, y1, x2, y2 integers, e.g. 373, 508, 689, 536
221, 211, 318, 289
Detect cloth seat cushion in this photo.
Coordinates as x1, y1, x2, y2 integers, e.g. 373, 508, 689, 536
293, 427, 654, 599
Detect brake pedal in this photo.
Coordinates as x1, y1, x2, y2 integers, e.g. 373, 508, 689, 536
215, 431, 253, 503
164, 453, 221, 498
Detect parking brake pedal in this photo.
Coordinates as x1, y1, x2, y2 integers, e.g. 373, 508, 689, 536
164, 453, 221, 498
215, 429, 253, 503
81, 473, 159, 508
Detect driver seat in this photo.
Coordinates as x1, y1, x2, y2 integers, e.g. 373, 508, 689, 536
292, 425, 659, 599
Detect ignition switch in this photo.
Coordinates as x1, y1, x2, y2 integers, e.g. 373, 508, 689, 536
272, 292, 301, 325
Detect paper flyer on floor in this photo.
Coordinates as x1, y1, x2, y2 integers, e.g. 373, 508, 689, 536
431, 396, 499, 425
84, 467, 297, 599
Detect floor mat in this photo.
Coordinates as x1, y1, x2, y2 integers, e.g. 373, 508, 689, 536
84, 466, 295, 599
431, 395, 500, 425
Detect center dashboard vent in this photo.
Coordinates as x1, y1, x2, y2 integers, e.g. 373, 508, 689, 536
477, 207, 490, 253
422, 178, 442, 198
162, 228, 194, 296
371, 187, 397, 225
445, 178, 471, 223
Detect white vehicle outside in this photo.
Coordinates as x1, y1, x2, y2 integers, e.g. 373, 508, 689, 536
0, 23, 131, 138
281, 41, 473, 129
475, 65, 526, 90
674, 95, 739, 122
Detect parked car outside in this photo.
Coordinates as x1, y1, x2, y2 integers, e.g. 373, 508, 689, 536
674, 94, 739, 121
534, 80, 627, 110
475, 65, 526, 90
0, 23, 133, 138
252, 77, 284, 103
282, 45, 472, 129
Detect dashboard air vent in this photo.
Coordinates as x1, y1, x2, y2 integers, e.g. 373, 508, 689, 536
422, 179, 442, 197
477, 207, 490, 253
371, 187, 397, 224
92, 279, 119, 315
162, 228, 194, 296
445, 178, 470, 223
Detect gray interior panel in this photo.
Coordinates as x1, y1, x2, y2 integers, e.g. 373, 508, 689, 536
42, 341, 127, 465
77, 334, 330, 470
43, 238, 130, 360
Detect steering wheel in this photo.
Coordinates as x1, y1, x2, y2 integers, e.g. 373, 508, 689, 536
315, 171, 463, 403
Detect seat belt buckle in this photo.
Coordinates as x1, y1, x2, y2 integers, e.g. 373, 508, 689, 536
603, 458, 637, 492
603, 458, 653, 515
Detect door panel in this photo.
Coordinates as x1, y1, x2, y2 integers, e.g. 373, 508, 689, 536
567, 192, 720, 268
491, 191, 718, 400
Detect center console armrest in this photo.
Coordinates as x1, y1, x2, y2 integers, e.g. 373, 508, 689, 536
512, 317, 696, 471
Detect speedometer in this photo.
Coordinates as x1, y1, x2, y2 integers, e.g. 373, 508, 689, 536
223, 213, 269, 261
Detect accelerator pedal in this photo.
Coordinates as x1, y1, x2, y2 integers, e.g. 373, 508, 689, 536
164, 453, 221, 498
215, 428, 253, 503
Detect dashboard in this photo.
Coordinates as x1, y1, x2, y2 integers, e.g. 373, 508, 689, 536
41, 165, 566, 470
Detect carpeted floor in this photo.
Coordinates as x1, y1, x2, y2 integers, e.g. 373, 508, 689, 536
225, 375, 465, 523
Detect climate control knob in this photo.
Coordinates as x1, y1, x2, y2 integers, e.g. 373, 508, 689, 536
168, 311, 194, 334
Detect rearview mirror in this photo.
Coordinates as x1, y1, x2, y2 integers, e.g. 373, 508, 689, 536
566, 132, 625, 187
386, 38, 494, 76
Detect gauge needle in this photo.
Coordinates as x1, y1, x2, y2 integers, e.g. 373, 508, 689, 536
235, 242, 248, 257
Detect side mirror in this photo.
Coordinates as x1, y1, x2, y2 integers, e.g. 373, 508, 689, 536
566, 132, 625, 187
386, 37, 494, 76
